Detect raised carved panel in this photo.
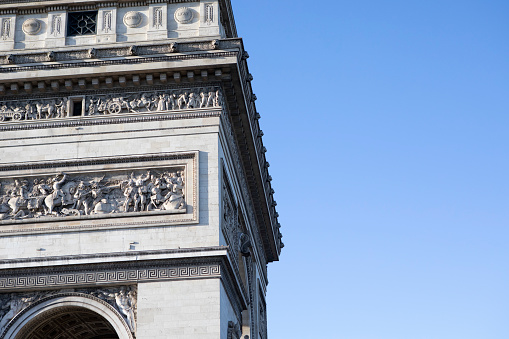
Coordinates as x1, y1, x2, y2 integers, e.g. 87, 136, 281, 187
0, 152, 198, 233
0, 169, 186, 221
0, 87, 223, 123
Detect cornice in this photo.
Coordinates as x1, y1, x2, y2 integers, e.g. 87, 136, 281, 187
0, 0, 199, 10
0, 51, 237, 74
0, 246, 227, 266
0, 109, 221, 132
0, 39, 243, 68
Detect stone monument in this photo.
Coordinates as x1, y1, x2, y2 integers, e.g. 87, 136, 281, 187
0, 0, 283, 338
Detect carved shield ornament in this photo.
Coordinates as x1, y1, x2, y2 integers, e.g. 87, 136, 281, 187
174, 7, 194, 24
22, 19, 42, 35
123, 11, 143, 28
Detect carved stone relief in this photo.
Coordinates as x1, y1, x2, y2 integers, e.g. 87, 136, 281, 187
227, 320, 242, 339
153, 7, 163, 29
50, 15, 62, 37
0, 87, 223, 123
0, 286, 137, 335
258, 299, 267, 339
102, 11, 113, 33
222, 173, 250, 274
1, 18, 11, 40
22, 19, 41, 35
205, 4, 214, 25
0, 96, 68, 121
123, 11, 142, 28
0, 168, 186, 221
175, 7, 194, 24
86, 87, 223, 116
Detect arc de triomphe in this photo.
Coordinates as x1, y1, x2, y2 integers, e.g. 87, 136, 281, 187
0, 1, 283, 338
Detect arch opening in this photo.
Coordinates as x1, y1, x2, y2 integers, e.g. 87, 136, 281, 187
14, 306, 119, 339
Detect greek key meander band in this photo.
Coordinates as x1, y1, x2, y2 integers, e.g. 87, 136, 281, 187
0, 264, 220, 291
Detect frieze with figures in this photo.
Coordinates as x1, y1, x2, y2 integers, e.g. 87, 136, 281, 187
0, 169, 186, 222
0, 87, 223, 123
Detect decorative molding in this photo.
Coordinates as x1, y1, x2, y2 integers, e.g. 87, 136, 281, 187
0, 246, 226, 265
0, 110, 221, 133
0, 262, 221, 291
0, 51, 238, 73
221, 112, 267, 271
0, 39, 242, 66
0, 0, 199, 5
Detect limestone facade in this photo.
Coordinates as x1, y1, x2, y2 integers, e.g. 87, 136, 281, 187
0, 0, 282, 338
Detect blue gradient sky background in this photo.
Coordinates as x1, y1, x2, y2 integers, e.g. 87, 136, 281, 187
232, 1, 509, 338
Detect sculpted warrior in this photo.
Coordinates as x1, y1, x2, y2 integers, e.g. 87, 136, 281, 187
44, 173, 67, 214
74, 181, 93, 215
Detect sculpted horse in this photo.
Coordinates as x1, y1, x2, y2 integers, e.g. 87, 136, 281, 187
7, 196, 29, 217
44, 180, 77, 215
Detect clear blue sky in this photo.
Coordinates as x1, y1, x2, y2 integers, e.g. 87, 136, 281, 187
233, 1, 509, 338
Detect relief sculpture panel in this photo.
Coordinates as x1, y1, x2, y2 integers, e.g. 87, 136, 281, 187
0, 87, 223, 123
0, 168, 186, 222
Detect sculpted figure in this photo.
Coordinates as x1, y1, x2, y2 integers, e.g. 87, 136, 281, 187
33, 102, 41, 119
133, 171, 150, 211
167, 93, 177, 110
187, 92, 199, 109
161, 185, 185, 210
87, 98, 98, 115
199, 92, 207, 108
93, 198, 116, 214
122, 178, 136, 212
25, 103, 36, 120
73, 181, 93, 215
214, 90, 222, 107
207, 91, 216, 107
0, 295, 34, 333
157, 94, 167, 111
161, 172, 185, 210
99, 287, 136, 333
27, 178, 50, 213
139, 94, 152, 112
177, 92, 187, 109
6, 180, 30, 218
46, 100, 57, 119
14, 179, 29, 200
147, 175, 165, 210
44, 173, 67, 215
56, 98, 68, 118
